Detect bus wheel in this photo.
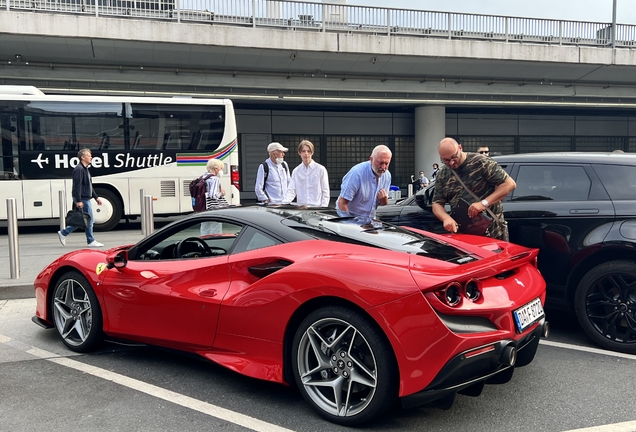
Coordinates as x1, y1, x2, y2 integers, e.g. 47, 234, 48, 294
93, 188, 122, 232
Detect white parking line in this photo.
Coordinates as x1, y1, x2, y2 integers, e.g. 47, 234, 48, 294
14, 342, 296, 432
563, 420, 636, 432
540, 340, 636, 361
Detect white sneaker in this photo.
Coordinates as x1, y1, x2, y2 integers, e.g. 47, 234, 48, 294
57, 231, 66, 246
87, 240, 104, 248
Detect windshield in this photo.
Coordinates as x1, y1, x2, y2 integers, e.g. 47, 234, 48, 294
283, 211, 478, 264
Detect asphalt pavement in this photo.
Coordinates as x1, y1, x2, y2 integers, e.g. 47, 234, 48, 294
0, 223, 145, 300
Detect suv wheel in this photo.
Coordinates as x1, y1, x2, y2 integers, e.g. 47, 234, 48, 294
574, 261, 636, 354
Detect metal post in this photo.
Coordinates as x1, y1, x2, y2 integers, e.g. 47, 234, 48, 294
59, 190, 67, 231
95, 0, 98, 17
176, 0, 180, 23
6, 198, 20, 279
143, 194, 154, 236
252, 0, 256, 28
140, 188, 146, 235
505, 17, 509, 42
611, 0, 617, 48
321, 4, 326, 32
387, 8, 391, 36
407, 183, 413, 198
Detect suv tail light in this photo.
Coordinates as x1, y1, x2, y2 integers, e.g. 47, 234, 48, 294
231, 165, 240, 189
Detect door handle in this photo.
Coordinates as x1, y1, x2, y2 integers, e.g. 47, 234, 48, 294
199, 289, 217, 298
248, 260, 292, 278
569, 209, 599, 214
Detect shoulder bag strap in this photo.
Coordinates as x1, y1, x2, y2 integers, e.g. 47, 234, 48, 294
450, 169, 500, 221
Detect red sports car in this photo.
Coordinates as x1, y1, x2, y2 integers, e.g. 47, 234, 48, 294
33, 206, 548, 426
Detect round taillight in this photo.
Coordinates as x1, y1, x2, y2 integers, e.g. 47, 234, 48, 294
444, 283, 462, 307
465, 280, 482, 302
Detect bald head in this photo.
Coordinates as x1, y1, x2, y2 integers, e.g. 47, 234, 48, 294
438, 137, 464, 168
438, 138, 459, 154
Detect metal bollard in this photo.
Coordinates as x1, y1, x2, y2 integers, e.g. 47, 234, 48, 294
408, 184, 413, 197
143, 194, 154, 236
6, 198, 20, 279
59, 190, 67, 231
140, 189, 146, 235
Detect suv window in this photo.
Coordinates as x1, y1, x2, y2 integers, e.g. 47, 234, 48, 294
512, 165, 591, 201
593, 164, 636, 200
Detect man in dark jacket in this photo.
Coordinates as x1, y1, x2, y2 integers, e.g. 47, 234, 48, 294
58, 148, 104, 247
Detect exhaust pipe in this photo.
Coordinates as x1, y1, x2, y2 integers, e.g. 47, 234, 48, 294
500, 345, 517, 367
542, 321, 550, 338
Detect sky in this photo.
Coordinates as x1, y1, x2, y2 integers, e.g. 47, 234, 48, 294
346, 0, 636, 24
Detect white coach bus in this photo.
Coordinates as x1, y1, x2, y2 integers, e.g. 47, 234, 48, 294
0, 86, 240, 230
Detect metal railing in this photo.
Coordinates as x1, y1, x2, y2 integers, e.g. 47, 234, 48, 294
2, 0, 635, 48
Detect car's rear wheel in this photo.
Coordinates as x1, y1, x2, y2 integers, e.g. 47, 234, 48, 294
574, 261, 636, 354
52, 271, 103, 353
291, 306, 397, 426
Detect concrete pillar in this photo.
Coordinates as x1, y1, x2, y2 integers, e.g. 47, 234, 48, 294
414, 105, 446, 180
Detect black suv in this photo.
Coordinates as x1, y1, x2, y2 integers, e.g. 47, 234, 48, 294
377, 152, 636, 354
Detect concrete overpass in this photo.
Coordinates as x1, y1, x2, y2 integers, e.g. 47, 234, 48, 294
1, 0, 636, 198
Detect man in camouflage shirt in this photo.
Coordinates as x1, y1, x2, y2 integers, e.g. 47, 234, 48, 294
432, 138, 516, 240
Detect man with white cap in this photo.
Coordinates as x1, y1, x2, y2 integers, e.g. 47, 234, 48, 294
255, 142, 291, 203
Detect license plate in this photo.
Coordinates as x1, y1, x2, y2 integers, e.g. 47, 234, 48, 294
513, 297, 545, 333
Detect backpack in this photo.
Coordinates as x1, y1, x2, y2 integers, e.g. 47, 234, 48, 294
189, 173, 213, 212
261, 161, 290, 197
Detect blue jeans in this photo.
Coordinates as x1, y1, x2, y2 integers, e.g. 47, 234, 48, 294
61, 199, 95, 244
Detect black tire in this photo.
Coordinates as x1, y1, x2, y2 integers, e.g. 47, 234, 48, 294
574, 261, 636, 354
51, 271, 103, 353
93, 188, 122, 232
291, 306, 398, 426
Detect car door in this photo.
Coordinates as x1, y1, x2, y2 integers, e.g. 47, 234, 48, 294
100, 218, 243, 347
503, 163, 614, 300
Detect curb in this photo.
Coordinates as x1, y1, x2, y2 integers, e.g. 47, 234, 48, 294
0, 283, 35, 300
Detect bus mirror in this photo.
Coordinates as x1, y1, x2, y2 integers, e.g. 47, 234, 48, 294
107, 250, 128, 269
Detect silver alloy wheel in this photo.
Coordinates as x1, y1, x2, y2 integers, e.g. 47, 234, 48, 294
296, 317, 378, 418
53, 278, 93, 347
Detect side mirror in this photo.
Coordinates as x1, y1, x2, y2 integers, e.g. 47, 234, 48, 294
106, 250, 128, 269
415, 185, 434, 210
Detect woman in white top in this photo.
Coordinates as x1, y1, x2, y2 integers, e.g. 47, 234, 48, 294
285, 140, 330, 207
201, 158, 227, 235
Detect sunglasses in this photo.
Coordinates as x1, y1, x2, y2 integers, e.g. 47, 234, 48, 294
478, 150, 490, 155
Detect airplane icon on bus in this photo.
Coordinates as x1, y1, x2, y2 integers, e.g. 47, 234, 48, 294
31, 153, 49, 169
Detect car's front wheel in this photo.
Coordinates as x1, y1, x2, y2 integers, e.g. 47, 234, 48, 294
575, 261, 636, 354
52, 271, 103, 353
291, 306, 397, 426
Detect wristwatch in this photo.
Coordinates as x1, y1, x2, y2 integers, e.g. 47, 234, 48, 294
481, 199, 489, 207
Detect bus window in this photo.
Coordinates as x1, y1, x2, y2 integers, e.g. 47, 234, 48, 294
0, 110, 20, 179
128, 104, 225, 151
23, 101, 125, 151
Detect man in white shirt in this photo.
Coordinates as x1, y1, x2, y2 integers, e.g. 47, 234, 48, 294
284, 140, 330, 206
255, 142, 291, 203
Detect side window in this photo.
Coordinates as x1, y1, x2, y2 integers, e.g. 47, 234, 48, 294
594, 164, 636, 200
233, 226, 281, 254
512, 165, 591, 201
134, 220, 242, 260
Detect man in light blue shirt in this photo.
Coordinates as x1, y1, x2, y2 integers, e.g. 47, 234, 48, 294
336, 145, 392, 218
